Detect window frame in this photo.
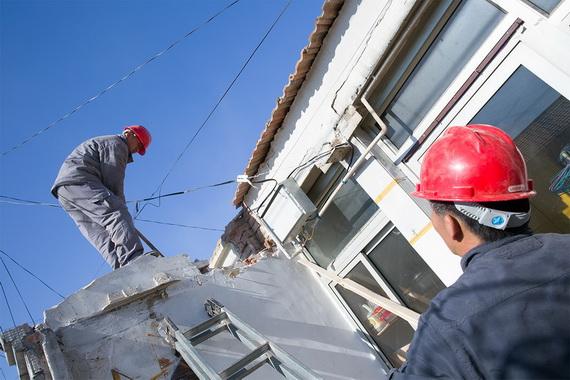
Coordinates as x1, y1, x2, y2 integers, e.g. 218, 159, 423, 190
298, 138, 392, 271
406, 41, 570, 174
362, 1, 516, 161
327, 222, 444, 368
328, 253, 415, 368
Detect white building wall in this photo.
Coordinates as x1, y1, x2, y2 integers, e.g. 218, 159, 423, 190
245, 0, 418, 208
238, 0, 570, 371
245, 0, 462, 284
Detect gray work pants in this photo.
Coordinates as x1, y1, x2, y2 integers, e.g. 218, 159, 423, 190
56, 184, 144, 269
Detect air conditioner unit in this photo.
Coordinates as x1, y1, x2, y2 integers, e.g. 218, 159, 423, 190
261, 178, 317, 243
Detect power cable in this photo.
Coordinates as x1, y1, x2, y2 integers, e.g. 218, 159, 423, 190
0, 257, 35, 325
254, 143, 351, 214
136, 219, 224, 232
0, 0, 242, 157
0, 249, 65, 300
0, 280, 16, 328
0, 178, 236, 211
0, 195, 60, 208
135, 0, 292, 219
132, 179, 235, 212
0, 146, 353, 212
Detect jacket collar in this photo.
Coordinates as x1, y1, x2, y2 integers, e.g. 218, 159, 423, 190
460, 235, 529, 271
118, 134, 134, 163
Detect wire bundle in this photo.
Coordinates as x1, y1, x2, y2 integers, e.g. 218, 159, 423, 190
549, 145, 570, 194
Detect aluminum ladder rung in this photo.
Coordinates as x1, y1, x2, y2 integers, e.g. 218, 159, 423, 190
184, 311, 228, 338
159, 299, 322, 380
218, 342, 270, 379
190, 324, 228, 346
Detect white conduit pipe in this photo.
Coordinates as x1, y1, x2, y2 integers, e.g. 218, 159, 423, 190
318, 96, 388, 217
297, 256, 420, 329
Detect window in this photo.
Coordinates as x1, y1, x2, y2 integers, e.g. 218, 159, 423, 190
525, 0, 561, 14
333, 224, 446, 368
470, 65, 570, 233
305, 163, 345, 208
367, 0, 504, 149
366, 225, 446, 313
335, 263, 415, 368
304, 178, 379, 268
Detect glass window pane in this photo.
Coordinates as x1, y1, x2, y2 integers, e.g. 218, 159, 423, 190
383, 0, 504, 148
306, 163, 345, 208
336, 263, 415, 367
370, 0, 454, 110
367, 227, 445, 313
526, 0, 561, 13
470, 65, 570, 233
305, 178, 378, 268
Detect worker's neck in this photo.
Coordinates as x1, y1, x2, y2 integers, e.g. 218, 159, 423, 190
451, 232, 486, 257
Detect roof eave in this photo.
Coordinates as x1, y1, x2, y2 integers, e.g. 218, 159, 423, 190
233, 0, 344, 207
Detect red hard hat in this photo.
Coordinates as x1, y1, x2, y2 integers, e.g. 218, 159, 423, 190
412, 124, 536, 202
124, 125, 151, 155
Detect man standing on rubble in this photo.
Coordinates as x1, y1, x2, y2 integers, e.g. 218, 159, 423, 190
51, 125, 152, 270
389, 124, 570, 379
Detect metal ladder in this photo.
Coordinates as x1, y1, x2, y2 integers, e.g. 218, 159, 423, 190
159, 299, 322, 380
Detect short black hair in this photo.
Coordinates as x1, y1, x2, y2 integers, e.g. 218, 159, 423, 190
430, 199, 532, 243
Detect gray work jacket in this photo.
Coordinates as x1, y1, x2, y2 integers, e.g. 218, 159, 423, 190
389, 233, 570, 379
51, 135, 132, 201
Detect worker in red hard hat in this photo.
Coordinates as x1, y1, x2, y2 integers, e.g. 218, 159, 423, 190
390, 125, 570, 379
51, 125, 152, 269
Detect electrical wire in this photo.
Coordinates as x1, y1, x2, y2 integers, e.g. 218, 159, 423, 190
0, 0, 242, 157
253, 143, 351, 214
132, 179, 235, 212
0, 249, 65, 300
0, 195, 60, 208
0, 143, 350, 213
0, 199, 59, 208
136, 218, 224, 232
0, 257, 35, 325
0, 280, 16, 328
0, 178, 236, 212
135, 0, 292, 219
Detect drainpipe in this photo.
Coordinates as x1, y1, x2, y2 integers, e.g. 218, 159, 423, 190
318, 96, 388, 217
317, 1, 441, 218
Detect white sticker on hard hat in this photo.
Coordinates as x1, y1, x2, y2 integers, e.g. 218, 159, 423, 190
507, 184, 526, 192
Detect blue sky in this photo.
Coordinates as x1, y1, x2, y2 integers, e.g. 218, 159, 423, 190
0, 0, 323, 374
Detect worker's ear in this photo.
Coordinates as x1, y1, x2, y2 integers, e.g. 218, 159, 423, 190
443, 213, 464, 243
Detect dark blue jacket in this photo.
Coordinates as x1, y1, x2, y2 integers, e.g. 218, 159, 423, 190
389, 234, 570, 379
